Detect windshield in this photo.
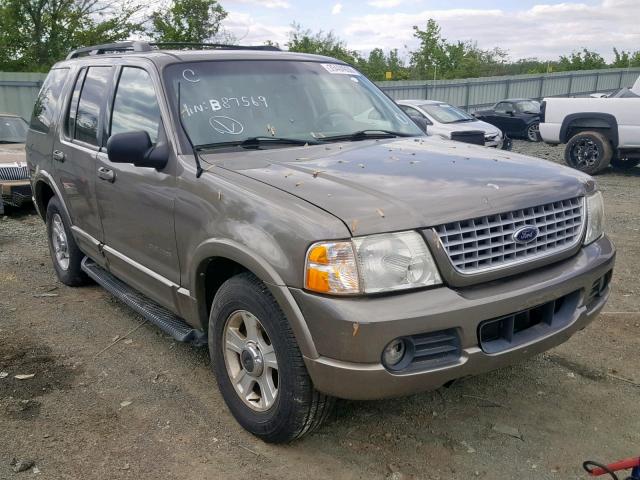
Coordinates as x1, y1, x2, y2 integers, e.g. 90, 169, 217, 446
419, 103, 474, 124
164, 60, 421, 148
0, 116, 28, 143
515, 100, 540, 113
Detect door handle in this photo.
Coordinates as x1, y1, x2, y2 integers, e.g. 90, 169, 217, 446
98, 167, 115, 183
52, 150, 65, 162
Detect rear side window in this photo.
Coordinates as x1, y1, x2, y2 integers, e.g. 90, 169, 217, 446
110, 67, 162, 144
30, 68, 69, 133
495, 102, 513, 113
74, 66, 112, 146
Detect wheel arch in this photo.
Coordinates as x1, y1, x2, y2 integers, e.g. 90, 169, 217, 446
190, 239, 319, 359
32, 171, 70, 222
560, 113, 619, 146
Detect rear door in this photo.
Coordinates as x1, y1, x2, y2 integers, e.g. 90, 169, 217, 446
53, 66, 113, 263
94, 64, 180, 310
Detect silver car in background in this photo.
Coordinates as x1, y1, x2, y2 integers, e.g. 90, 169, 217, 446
397, 99, 505, 148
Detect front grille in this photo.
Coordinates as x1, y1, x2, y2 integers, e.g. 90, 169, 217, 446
479, 291, 579, 354
0, 165, 29, 181
433, 197, 584, 274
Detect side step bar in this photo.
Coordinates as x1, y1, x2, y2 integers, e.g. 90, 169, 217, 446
81, 257, 207, 346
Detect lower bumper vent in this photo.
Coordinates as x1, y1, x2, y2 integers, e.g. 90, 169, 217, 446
586, 271, 612, 307
388, 329, 461, 372
479, 291, 580, 354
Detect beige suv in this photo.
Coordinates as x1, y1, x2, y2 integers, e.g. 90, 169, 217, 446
27, 41, 615, 443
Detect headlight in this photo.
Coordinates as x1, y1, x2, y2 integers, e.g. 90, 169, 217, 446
584, 191, 605, 245
305, 231, 442, 295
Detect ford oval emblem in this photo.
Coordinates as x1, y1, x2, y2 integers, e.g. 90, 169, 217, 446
513, 225, 539, 244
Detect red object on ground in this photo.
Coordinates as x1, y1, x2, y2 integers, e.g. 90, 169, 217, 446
586, 457, 640, 476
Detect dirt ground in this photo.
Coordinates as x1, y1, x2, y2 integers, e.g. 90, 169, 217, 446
1, 140, 639, 480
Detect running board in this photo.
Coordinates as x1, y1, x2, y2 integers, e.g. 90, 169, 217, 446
81, 257, 207, 346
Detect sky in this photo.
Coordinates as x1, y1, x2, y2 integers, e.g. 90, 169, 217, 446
218, 0, 640, 61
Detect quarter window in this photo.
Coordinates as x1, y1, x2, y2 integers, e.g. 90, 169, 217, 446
110, 67, 162, 144
75, 66, 112, 146
30, 68, 69, 133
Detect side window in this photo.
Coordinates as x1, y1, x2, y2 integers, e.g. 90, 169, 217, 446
495, 102, 512, 113
400, 105, 431, 124
110, 67, 162, 144
65, 68, 87, 139
30, 68, 69, 133
75, 66, 112, 146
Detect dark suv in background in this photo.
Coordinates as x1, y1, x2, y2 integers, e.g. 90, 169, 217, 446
26, 41, 615, 443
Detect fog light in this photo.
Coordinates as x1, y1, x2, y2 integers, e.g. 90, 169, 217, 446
383, 338, 406, 367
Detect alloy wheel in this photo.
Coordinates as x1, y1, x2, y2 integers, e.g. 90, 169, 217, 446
571, 138, 601, 169
527, 123, 540, 141
51, 213, 70, 271
223, 310, 279, 412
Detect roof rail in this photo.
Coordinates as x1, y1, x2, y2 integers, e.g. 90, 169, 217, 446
66, 41, 281, 59
151, 42, 281, 51
66, 41, 152, 59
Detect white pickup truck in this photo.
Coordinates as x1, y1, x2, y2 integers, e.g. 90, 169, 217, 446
539, 75, 640, 174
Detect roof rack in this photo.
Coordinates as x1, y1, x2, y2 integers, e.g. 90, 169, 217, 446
66, 41, 281, 59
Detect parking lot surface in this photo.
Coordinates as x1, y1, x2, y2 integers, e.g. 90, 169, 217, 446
1, 141, 639, 479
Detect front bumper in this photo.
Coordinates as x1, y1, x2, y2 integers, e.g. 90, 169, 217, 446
0, 180, 32, 207
295, 235, 615, 400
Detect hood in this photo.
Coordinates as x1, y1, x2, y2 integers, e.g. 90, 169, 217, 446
0, 143, 26, 166
430, 120, 501, 139
204, 137, 593, 236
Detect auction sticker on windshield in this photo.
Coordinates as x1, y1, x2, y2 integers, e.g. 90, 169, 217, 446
321, 63, 359, 75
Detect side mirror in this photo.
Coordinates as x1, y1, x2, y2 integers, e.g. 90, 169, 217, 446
107, 131, 169, 170
410, 115, 429, 133
506, 110, 515, 116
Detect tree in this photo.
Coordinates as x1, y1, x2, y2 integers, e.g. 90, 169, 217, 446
558, 48, 607, 71
149, 0, 227, 44
0, 0, 144, 71
409, 19, 444, 79
286, 23, 362, 65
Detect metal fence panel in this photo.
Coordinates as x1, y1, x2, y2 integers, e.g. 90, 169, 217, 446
0, 72, 46, 120
377, 67, 640, 111
0, 67, 639, 119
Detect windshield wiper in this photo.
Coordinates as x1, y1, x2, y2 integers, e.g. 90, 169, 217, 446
320, 129, 415, 142
196, 136, 320, 151
449, 118, 475, 123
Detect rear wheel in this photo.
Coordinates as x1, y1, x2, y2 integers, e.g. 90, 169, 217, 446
209, 273, 334, 443
564, 131, 612, 175
45, 196, 89, 286
526, 122, 541, 142
611, 156, 640, 170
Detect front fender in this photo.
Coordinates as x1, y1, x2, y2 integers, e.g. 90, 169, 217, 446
189, 238, 319, 359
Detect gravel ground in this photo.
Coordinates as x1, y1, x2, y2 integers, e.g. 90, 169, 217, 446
1, 140, 639, 480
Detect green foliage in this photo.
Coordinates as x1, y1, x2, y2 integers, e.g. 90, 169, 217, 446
558, 48, 607, 71
286, 23, 362, 65
149, 0, 227, 44
0, 0, 144, 72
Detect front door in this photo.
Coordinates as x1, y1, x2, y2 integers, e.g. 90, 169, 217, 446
95, 65, 180, 310
53, 66, 112, 263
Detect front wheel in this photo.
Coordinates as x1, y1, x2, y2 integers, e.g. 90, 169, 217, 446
526, 122, 541, 142
209, 273, 334, 443
564, 131, 612, 175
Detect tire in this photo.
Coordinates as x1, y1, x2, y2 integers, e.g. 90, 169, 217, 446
526, 121, 541, 142
45, 196, 89, 286
611, 156, 640, 170
564, 131, 613, 175
209, 272, 334, 443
